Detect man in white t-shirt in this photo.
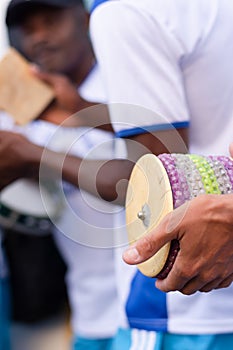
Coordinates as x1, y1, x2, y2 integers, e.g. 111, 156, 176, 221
88, 0, 233, 349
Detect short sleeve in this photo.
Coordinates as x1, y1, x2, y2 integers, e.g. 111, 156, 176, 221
90, 1, 190, 137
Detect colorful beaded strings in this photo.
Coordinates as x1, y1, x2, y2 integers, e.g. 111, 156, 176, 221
155, 153, 233, 279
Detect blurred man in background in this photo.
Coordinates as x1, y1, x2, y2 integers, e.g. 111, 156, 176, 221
1, 0, 118, 349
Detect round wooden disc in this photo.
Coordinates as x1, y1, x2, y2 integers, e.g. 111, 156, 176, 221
125, 154, 173, 277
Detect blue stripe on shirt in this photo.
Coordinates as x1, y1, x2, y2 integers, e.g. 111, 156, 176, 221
115, 121, 189, 138
91, 0, 109, 13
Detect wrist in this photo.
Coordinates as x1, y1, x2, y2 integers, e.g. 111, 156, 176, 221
219, 194, 233, 226
204, 194, 233, 226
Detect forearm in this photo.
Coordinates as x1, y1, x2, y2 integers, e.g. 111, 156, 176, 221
6, 127, 188, 204
39, 147, 133, 204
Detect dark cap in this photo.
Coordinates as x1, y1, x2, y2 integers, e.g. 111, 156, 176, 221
6, 0, 83, 27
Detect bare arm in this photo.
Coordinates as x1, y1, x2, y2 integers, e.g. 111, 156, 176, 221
59, 127, 188, 203
0, 127, 188, 204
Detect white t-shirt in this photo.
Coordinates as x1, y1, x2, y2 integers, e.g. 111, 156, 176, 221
0, 64, 119, 338
90, 0, 233, 334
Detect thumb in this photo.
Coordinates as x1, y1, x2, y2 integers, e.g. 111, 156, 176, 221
123, 202, 189, 265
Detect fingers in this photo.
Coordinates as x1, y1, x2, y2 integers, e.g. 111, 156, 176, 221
179, 274, 233, 295
214, 273, 233, 290
156, 268, 233, 295
122, 228, 170, 265
29, 64, 62, 87
155, 256, 195, 293
30, 64, 48, 81
123, 212, 177, 265
199, 278, 224, 293
123, 202, 190, 265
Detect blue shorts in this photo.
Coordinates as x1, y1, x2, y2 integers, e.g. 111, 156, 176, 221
0, 277, 11, 350
73, 335, 113, 350
110, 328, 233, 350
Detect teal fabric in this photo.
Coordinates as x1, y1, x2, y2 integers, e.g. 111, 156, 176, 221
0, 278, 11, 350
161, 333, 233, 350
73, 336, 113, 350
109, 328, 233, 350
110, 328, 132, 350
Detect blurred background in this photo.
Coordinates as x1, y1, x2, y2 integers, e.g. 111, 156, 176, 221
0, 1, 95, 350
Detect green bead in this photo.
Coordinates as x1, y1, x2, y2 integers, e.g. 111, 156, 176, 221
188, 155, 221, 194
